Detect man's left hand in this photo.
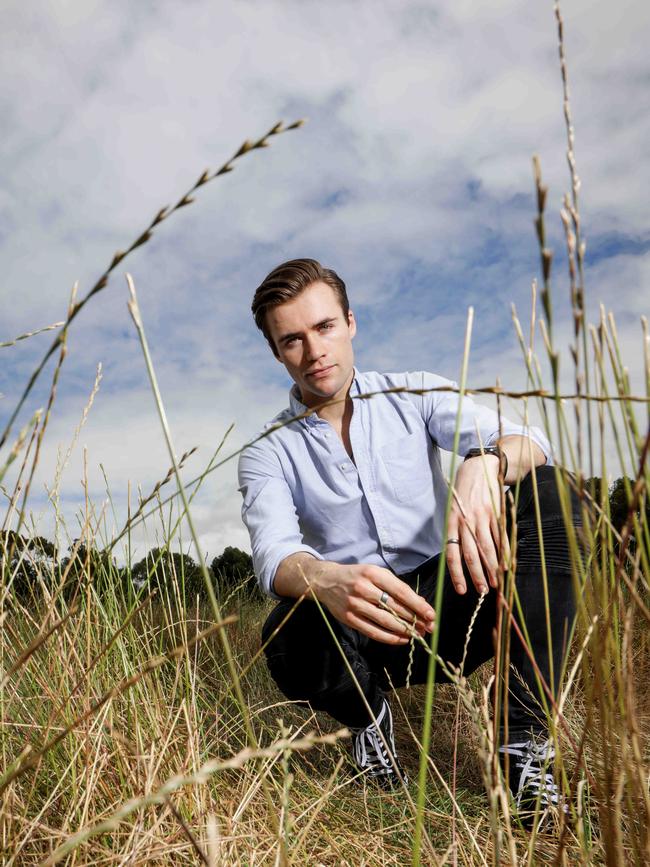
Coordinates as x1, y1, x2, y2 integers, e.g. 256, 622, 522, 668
446, 454, 508, 595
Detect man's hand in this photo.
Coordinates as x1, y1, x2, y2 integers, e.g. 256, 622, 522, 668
312, 562, 436, 644
446, 454, 507, 595
274, 555, 435, 645
446, 435, 547, 594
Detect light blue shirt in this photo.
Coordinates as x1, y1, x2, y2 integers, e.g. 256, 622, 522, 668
237, 369, 551, 598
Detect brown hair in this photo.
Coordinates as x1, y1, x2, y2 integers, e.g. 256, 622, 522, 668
252, 258, 350, 356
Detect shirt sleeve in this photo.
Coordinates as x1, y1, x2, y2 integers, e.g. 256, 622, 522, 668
237, 438, 324, 599
412, 370, 553, 465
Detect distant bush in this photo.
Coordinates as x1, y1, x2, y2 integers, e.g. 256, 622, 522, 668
130, 546, 208, 600
583, 476, 649, 565
0, 530, 58, 601
608, 476, 648, 533
210, 546, 257, 597
59, 540, 123, 600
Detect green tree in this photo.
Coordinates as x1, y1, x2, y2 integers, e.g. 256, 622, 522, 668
210, 546, 256, 596
609, 476, 637, 533
0, 530, 58, 600
130, 546, 207, 599
60, 540, 121, 601
608, 475, 649, 563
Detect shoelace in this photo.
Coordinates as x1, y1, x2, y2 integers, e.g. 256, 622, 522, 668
499, 738, 560, 809
352, 701, 395, 777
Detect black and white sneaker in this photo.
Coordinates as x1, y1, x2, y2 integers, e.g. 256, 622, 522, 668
499, 736, 566, 828
350, 699, 408, 789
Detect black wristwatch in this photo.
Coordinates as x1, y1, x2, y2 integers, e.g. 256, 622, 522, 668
463, 446, 508, 479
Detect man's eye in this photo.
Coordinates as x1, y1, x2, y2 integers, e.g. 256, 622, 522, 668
319, 323, 333, 331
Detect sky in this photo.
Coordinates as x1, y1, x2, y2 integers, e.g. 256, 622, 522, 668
1, 0, 648, 565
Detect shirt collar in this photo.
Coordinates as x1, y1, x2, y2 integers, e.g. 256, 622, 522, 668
289, 368, 360, 426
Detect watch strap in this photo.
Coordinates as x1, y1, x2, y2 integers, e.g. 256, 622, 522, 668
463, 446, 508, 478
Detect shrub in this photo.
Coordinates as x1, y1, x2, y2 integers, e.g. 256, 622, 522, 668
210, 546, 257, 597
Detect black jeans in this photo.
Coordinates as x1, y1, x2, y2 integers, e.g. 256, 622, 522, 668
262, 466, 582, 738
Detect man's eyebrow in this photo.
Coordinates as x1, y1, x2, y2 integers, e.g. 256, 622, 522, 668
278, 317, 337, 344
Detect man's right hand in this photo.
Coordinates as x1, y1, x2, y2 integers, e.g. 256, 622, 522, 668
274, 554, 436, 645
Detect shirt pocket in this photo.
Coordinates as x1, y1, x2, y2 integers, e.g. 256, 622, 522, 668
380, 434, 430, 503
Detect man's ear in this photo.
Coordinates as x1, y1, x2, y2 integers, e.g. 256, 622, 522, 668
347, 309, 357, 339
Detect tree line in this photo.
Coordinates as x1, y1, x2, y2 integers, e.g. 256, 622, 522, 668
1, 476, 645, 605
0, 534, 256, 604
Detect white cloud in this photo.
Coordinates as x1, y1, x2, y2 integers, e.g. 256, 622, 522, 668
2, 0, 648, 559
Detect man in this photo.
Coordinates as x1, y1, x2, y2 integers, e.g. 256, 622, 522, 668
238, 258, 580, 823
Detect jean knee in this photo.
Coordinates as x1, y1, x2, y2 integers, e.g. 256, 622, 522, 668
261, 600, 350, 702
512, 469, 583, 572
515, 467, 580, 522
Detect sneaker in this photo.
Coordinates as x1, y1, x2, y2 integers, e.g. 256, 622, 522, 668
350, 699, 408, 789
499, 735, 565, 828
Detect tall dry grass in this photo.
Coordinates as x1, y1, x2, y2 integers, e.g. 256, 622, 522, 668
1, 3, 649, 864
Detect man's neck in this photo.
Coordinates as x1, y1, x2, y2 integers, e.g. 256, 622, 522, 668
312, 372, 355, 460
315, 391, 351, 427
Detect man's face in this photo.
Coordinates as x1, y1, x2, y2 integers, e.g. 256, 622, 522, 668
265, 281, 357, 409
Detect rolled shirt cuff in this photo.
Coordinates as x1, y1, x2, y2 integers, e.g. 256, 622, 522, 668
485, 425, 553, 468
259, 544, 325, 600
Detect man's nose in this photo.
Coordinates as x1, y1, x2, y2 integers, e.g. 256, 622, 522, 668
304, 334, 326, 361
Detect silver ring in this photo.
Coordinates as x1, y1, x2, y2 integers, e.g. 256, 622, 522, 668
379, 590, 390, 606
447, 538, 461, 545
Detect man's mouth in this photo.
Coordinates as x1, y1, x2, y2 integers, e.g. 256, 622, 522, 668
307, 365, 335, 379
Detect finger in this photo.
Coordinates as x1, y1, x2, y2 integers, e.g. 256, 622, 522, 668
476, 518, 499, 588
460, 523, 489, 595
446, 538, 467, 595
346, 611, 411, 645
350, 572, 431, 634
378, 598, 429, 634
491, 511, 512, 570
371, 570, 436, 627
367, 585, 423, 625
445, 511, 467, 594
353, 598, 425, 638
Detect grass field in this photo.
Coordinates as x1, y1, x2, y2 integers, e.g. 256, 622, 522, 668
1, 529, 648, 864
2, 4, 649, 863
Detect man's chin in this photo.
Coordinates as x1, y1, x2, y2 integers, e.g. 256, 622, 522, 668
300, 365, 352, 406
301, 380, 340, 405
305, 386, 336, 402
